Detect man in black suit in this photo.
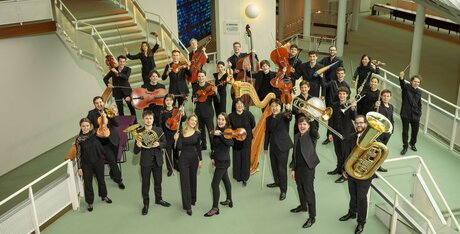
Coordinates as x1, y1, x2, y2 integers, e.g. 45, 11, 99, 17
162, 50, 191, 107
290, 117, 319, 228
339, 115, 372, 234
291, 51, 324, 98
133, 110, 170, 215
87, 96, 125, 189
398, 71, 422, 155
227, 42, 247, 73
103, 55, 136, 117
264, 99, 293, 201
141, 70, 165, 127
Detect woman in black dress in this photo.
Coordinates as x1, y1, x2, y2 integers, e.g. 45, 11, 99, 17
125, 33, 160, 86
352, 54, 380, 92
212, 61, 229, 116
357, 77, 380, 116
174, 115, 202, 216
76, 118, 112, 212
228, 98, 255, 186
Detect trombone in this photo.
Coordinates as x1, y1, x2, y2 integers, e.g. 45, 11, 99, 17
341, 93, 365, 113
292, 97, 344, 140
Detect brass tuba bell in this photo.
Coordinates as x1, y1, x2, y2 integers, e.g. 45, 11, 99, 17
345, 112, 393, 180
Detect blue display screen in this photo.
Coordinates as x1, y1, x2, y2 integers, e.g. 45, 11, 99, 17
177, 0, 212, 44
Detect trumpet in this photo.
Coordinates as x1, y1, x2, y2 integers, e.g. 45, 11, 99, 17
292, 97, 344, 140
341, 94, 365, 113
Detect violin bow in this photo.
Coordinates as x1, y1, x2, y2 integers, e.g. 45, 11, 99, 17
402, 63, 410, 73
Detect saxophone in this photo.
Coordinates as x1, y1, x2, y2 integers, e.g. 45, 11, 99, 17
345, 112, 393, 180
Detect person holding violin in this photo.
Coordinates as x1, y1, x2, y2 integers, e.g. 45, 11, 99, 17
141, 70, 165, 127
255, 60, 281, 111
212, 61, 229, 116
174, 115, 202, 216
125, 32, 160, 86
204, 113, 234, 217
192, 70, 219, 150
228, 98, 255, 186
133, 110, 170, 215
292, 51, 325, 98
289, 44, 303, 72
103, 55, 137, 118
87, 96, 125, 189
76, 118, 113, 212
352, 54, 381, 92
264, 98, 293, 201
160, 94, 186, 176
162, 50, 191, 106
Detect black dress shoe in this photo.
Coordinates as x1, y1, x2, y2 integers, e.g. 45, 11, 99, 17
142, 205, 148, 215
410, 145, 418, 151
279, 192, 286, 201
290, 205, 307, 213
167, 170, 173, 177
339, 213, 357, 221
335, 176, 347, 183
118, 182, 126, 190
219, 199, 233, 208
327, 168, 340, 175
87, 204, 93, 212
377, 167, 388, 172
201, 145, 207, 150
204, 208, 220, 217
101, 197, 112, 204
355, 223, 364, 234
302, 217, 315, 228
322, 139, 330, 145
400, 147, 408, 155
186, 209, 192, 216
266, 183, 279, 188
242, 181, 247, 186
155, 200, 171, 207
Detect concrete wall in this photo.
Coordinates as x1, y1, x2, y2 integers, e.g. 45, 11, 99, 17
136, 0, 179, 36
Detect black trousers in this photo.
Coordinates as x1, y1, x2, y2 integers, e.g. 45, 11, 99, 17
174, 96, 186, 107
82, 160, 107, 204
198, 115, 214, 149
164, 134, 178, 172
115, 95, 136, 117
214, 92, 226, 117
333, 138, 354, 170
378, 133, 391, 145
211, 160, 232, 208
179, 155, 199, 210
140, 162, 163, 205
295, 167, 316, 218
347, 176, 372, 224
232, 145, 251, 182
102, 143, 122, 183
269, 145, 289, 193
401, 117, 420, 147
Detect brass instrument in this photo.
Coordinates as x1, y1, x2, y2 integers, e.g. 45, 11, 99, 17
123, 124, 163, 149
106, 105, 117, 118
341, 94, 365, 113
345, 112, 393, 180
292, 97, 344, 140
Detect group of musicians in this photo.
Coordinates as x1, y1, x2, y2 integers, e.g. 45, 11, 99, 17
74, 35, 422, 234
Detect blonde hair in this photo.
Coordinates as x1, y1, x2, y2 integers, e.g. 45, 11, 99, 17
182, 114, 200, 134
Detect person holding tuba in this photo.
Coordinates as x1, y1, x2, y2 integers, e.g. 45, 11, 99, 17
133, 110, 170, 215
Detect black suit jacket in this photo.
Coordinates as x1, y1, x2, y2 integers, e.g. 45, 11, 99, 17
264, 111, 293, 152
87, 109, 120, 145
318, 56, 343, 82
211, 130, 234, 161
291, 129, 320, 169
292, 62, 324, 97
133, 126, 167, 167
162, 63, 191, 94
103, 66, 132, 97
400, 78, 422, 121
328, 101, 356, 139
193, 82, 219, 118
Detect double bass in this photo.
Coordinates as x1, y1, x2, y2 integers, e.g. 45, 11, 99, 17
187, 37, 212, 83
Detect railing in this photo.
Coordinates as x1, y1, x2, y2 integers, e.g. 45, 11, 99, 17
280, 33, 336, 54
372, 156, 460, 233
375, 67, 460, 152
0, 160, 80, 234
0, 0, 54, 25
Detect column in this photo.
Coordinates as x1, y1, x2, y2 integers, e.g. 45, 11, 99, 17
303, 0, 311, 38
409, 4, 425, 77
277, 0, 285, 40
336, 0, 347, 57
351, 0, 361, 31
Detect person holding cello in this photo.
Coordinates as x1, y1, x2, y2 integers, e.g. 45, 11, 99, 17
188, 38, 209, 62
162, 50, 191, 106
141, 70, 165, 127
160, 94, 186, 176
192, 70, 219, 150
204, 113, 234, 217
255, 60, 281, 111
125, 32, 160, 86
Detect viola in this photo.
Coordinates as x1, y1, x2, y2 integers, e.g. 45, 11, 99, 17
279, 76, 294, 104
97, 111, 110, 138
165, 104, 185, 131
171, 61, 188, 73
221, 128, 247, 141
187, 37, 212, 83
130, 87, 168, 109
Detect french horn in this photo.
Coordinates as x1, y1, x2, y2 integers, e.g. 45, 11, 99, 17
123, 124, 162, 149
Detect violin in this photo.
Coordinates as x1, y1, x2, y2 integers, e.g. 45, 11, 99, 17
171, 61, 189, 73
279, 76, 294, 105
130, 87, 168, 109
270, 41, 292, 88
187, 37, 212, 83
165, 104, 185, 131
220, 128, 247, 141
97, 111, 110, 138
195, 85, 216, 103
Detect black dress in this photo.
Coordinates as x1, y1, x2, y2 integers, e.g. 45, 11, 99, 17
228, 110, 255, 182
160, 108, 186, 172
352, 65, 380, 91
212, 72, 229, 115
126, 43, 160, 86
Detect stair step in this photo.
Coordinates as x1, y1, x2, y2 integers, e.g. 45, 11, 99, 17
79, 19, 134, 31
99, 33, 146, 44
98, 27, 142, 38
79, 22, 138, 34
77, 15, 132, 27
78, 11, 129, 23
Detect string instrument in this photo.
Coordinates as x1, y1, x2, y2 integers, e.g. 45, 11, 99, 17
97, 111, 110, 138
130, 87, 168, 109
171, 61, 189, 73
187, 37, 212, 83
313, 60, 340, 77
279, 76, 294, 104
165, 100, 187, 131
270, 41, 291, 88
195, 80, 227, 102
371, 60, 386, 67
105, 54, 118, 69
221, 128, 247, 141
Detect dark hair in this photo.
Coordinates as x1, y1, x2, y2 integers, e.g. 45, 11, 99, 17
93, 96, 103, 104
337, 86, 350, 95
308, 51, 317, 56
142, 109, 154, 118
411, 75, 422, 82
360, 54, 371, 67
290, 44, 298, 49
336, 67, 346, 73
380, 89, 391, 96
117, 55, 127, 61
370, 76, 380, 83
269, 98, 282, 106
234, 98, 245, 107
329, 45, 337, 50
260, 60, 270, 67
297, 116, 310, 124
198, 70, 207, 76
163, 93, 175, 106
216, 112, 231, 129
355, 114, 367, 123
217, 61, 225, 66
233, 42, 241, 47
140, 41, 153, 57
171, 49, 180, 54
79, 117, 91, 126
148, 70, 160, 78
299, 80, 310, 87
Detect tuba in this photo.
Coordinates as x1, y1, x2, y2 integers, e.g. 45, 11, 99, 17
123, 124, 162, 149
345, 112, 393, 180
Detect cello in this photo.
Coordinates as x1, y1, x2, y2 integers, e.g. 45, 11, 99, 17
270, 41, 292, 88
187, 37, 212, 83
130, 87, 168, 109
102, 54, 118, 102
